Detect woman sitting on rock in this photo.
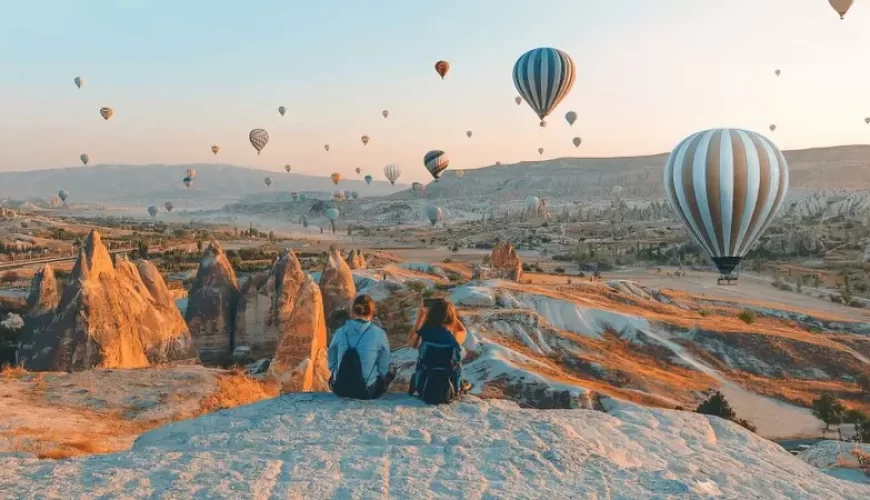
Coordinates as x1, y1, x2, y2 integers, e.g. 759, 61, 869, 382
407, 298, 471, 404
328, 295, 395, 400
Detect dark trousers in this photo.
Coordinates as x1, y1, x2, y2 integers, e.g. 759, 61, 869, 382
330, 366, 396, 400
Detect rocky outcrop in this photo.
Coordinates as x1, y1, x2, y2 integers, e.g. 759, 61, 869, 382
319, 246, 356, 332
26, 264, 59, 316
345, 249, 366, 270
471, 239, 522, 282
269, 273, 329, 392
235, 251, 307, 362
18, 230, 197, 371
185, 242, 240, 364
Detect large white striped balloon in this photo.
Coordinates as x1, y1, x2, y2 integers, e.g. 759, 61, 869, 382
512, 47, 576, 122
663, 128, 789, 276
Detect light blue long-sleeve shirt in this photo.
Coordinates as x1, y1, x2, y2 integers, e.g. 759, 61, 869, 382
328, 319, 391, 387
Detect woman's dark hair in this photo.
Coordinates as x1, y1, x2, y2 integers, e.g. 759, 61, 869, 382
422, 298, 458, 328
352, 294, 376, 318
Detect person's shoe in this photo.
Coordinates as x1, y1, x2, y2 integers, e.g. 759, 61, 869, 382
460, 379, 473, 393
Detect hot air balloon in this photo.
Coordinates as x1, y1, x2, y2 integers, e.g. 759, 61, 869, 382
333, 191, 345, 201
829, 0, 853, 19
148, 205, 158, 218
775, 69, 781, 77
211, 145, 220, 155
865, 117, 869, 125
513, 47, 576, 124
565, 111, 577, 126
434, 60, 450, 79
426, 206, 443, 226
355, 167, 361, 175
525, 196, 540, 209
455, 170, 465, 179
343, 190, 352, 200
285, 164, 292, 173
769, 124, 777, 132
466, 130, 473, 138
278, 106, 286, 116
384, 164, 401, 185
74, 76, 84, 89
183, 177, 193, 189
99, 107, 113, 120
382, 110, 389, 119
424, 150, 449, 180
324, 144, 330, 152
58, 190, 69, 202
291, 192, 299, 201
573, 137, 582, 147
264, 177, 273, 187
351, 191, 359, 200
412, 182, 426, 197
663, 128, 789, 278
365, 174, 373, 185
515, 96, 522, 106
361, 135, 370, 146
325, 208, 340, 233
330, 173, 342, 185
80, 154, 89, 166
249, 129, 269, 154
186, 169, 197, 179
538, 148, 544, 155
495, 161, 502, 166
164, 201, 174, 212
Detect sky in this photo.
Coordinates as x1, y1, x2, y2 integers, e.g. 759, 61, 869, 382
1, 0, 869, 182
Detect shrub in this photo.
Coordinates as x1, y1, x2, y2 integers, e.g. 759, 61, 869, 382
554, 267, 565, 274
698, 309, 710, 317
696, 391, 756, 432
811, 394, 845, 430
830, 294, 843, 304
406, 280, 428, 293
858, 374, 870, 396
737, 309, 756, 324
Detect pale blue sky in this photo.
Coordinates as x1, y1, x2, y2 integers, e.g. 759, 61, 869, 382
1, 1, 869, 182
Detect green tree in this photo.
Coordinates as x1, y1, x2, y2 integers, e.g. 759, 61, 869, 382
696, 391, 736, 421
196, 239, 203, 252
843, 408, 868, 425
811, 394, 845, 430
137, 239, 150, 260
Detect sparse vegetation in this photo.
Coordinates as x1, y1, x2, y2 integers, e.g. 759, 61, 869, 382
0, 271, 20, 283
811, 394, 845, 431
737, 309, 756, 324
695, 391, 757, 432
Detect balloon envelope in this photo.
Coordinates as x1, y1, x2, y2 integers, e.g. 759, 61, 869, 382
249, 129, 269, 154
361, 135, 370, 146
424, 150, 449, 180
80, 154, 89, 166
455, 170, 465, 179
58, 190, 69, 202
211, 145, 220, 155
278, 106, 286, 116
525, 196, 540, 209
264, 177, 272, 187
285, 164, 292, 173
365, 175, 373, 185
183, 177, 193, 188
355, 167, 361, 175
565, 111, 577, 126
829, 0, 853, 19
663, 128, 789, 276
538, 148, 544, 155
382, 110, 389, 118
384, 164, 401, 185
325, 208, 340, 221
74, 76, 84, 89
466, 130, 473, 138
434, 60, 450, 79
99, 107, 113, 120
573, 137, 582, 147
147, 205, 158, 218
330, 173, 342, 185
164, 201, 174, 212
512, 47, 576, 121
426, 205, 443, 226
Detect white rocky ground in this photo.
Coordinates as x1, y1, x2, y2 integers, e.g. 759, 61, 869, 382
1, 394, 867, 499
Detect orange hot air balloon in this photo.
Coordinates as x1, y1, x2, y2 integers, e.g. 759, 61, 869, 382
435, 60, 450, 79
829, 0, 853, 19
330, 172, 342, 185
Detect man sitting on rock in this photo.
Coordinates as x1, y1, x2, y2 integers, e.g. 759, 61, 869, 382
328, 295, 395, 400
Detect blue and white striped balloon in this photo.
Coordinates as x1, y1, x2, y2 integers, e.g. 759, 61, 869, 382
423, 150, 449, 180
512, 47, 576, 123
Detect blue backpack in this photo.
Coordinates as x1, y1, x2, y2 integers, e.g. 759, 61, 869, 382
408, 335, 462, 405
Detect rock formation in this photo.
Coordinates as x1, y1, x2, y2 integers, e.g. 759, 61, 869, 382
471, 239, 522, 282
345, 249, 366, 270
235, 250, 308, 362
26, 264, 59, 316
269, 273, 329, 392
319, 245, 356, 332
18, 230, 197, 371
185, 241, 240, 364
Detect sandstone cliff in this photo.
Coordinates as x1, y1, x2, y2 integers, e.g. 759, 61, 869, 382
472, 239, 523, 282
319, 245, 356, 333
345, 249, 366, 270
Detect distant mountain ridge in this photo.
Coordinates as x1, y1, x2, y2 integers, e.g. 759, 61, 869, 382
0, 163, 406, 209
1, 144, 868, 208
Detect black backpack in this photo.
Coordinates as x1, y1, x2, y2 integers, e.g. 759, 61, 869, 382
331, 323, 374, 399
408, 341, 462, 405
